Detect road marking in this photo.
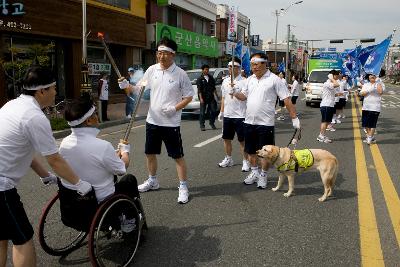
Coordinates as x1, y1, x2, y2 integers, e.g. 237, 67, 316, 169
351, 96, 384, 266
355, 96, 400, 249
194, 134, 222, 148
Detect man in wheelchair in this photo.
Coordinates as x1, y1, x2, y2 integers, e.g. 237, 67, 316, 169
54, 96, 144, 233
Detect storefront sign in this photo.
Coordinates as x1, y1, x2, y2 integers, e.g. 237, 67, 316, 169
0, 19, 30, 29
156, 22, 218, 58
156, 0, 168, 6
88, 63, 111, 75
1, 0, 25, 16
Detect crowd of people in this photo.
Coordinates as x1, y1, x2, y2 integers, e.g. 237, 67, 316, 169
0, 36, 386, 266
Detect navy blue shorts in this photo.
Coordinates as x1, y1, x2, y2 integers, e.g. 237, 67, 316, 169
244, 124, 275, 154
145, 123, 184, 159
291, 96, 298, 104
362, 110, 380, 128
0, 188, 34, 245
222, 117, 245, 142
320, 106, 335, 123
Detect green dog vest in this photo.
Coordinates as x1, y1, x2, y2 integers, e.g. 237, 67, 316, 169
277, 149, 314, 172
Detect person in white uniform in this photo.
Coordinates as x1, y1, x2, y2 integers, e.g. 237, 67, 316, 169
276, 71, 288, 121
232, 53, 300, 189
359, 73, 384, 144
288, 74, 300, 105
0, 66, 91, 267
119, 37, 194, 204
317, 70, 340, 143
217, 57, 250, 171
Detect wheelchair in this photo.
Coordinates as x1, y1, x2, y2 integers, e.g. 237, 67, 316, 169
38, 179, 147, 267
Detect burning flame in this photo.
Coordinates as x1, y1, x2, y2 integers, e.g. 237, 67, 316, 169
97, 32, 104, 38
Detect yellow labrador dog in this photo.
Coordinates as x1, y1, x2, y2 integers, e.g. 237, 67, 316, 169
257, 145, 338, 202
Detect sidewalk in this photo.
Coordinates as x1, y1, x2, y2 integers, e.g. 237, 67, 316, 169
53, 100, 150, 139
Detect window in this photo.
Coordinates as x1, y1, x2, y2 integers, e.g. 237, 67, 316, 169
210, 21, 215, 37
167, 7, 177, 27
193, 16, 203, 34
95, 0, 130, 10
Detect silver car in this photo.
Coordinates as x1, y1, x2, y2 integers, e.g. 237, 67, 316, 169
183, 68, 229, 114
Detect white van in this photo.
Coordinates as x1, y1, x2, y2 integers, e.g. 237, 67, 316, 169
304, 69, 332, 106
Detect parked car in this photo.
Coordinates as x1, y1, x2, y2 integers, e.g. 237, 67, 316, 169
183, 68, 229, 114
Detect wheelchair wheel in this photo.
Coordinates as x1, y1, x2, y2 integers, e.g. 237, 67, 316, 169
88, 194, 143, 267
38, 193, 87, 256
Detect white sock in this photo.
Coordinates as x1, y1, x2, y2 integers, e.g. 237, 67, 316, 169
260, 170, 267, 177
149, 175, 157, 182
251, 166, 259, 173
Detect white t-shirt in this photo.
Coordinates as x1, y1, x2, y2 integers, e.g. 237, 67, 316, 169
321, 79, 336, 107
140, 63, 194, 127
221, 75, 247, 118
59, 127, 126, 203
242, 70, 290, 126
362, 82, 383, 112
290, 80, 299, 97
99, 79, 109, 100
0, 95, 58, 191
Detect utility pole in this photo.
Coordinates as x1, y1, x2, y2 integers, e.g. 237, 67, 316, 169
286, 24, 290, 83
274, 10, 279, 64
80, 0, 92, 96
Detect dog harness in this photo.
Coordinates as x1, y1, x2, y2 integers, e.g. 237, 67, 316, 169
277, 149, 314, 172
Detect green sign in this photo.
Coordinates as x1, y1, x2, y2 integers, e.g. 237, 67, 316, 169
156, 22, 218, 58
308, 59, 341, 74
157, 0, 169, 6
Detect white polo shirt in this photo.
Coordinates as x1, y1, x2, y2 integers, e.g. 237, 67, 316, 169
321, 79, 336, 107
59, 127, 126, 203
0, 95, 58, 191
290, 80, 300, 97
362, 82, 383, 112
140, 63, 194, 127
242, 70, 290, 126
221, 75, 247, 118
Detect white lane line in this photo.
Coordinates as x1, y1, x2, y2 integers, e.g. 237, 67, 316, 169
194, 134, 222, 148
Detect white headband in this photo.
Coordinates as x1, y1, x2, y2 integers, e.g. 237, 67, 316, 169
67, 106, 96, 127
250, 58, 268, 63
23, 82, 56, 91
228, 62, 241, 67
158, 46, 175, 54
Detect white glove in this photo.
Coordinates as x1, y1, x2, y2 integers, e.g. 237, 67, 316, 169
292, 117, 301, 129
328, 74, 333, 80
118, 143, 131, 154
75, 180, 92, 196
217, 112, 224, 122
162, 105, 176, 116
229, 85, 240, 95
118, 79, 130, 90
40, 172, 58, 185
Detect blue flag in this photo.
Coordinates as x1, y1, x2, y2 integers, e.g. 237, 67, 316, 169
241, 47, 251, 76
234, 41, 242, 58
358, 45, 376, 66
278, 61, 285, 72
363, 35, 392, 75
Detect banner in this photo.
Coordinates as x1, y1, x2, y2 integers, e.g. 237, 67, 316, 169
227, 6, 238, 41
358, 45, 376, 66
156, 22, 218, 57
242, 47, 251, 76
157, 0, 169, 6
364, 35, 392, 75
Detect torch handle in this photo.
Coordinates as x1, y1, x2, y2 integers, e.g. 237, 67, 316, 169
99, 37, 123, 79
121, 85, 146, 143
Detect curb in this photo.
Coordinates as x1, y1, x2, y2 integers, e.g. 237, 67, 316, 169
53, 115, 147, 139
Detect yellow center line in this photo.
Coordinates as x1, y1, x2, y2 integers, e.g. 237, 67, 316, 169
351, 94, 384, 266
355, 96, 400, 249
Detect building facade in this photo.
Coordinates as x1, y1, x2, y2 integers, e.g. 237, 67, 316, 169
0, 0, 146, 106
144, 0, 218, 70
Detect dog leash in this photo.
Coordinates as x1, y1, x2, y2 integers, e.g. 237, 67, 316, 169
287, 128, 302, 149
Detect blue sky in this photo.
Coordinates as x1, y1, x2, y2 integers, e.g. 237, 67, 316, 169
215, 0, 399, 51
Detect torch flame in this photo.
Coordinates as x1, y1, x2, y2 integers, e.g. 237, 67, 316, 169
97, 32, 104, 38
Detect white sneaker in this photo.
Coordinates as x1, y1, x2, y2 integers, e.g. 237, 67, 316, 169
277, 116, 285, 121
241, 160, 250, 172
126, 115, 132, 119
257, 175, 267, 189
178, 186, 189, 204
340, 115, 346, 119
331, 119, 337, 124
119, 214, 136, 233
335, 119, 342, 124
326, 126, 336, 132
218, 156, 234, 168
317, 135, 332, 143
244, 171, 259, 185
138, 179, 160, 192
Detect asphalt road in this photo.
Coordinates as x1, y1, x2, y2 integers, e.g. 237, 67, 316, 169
8, 86, 400, 266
